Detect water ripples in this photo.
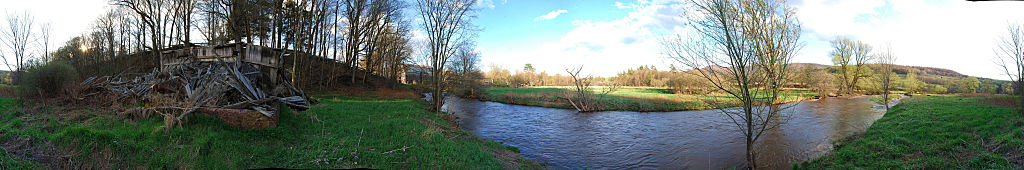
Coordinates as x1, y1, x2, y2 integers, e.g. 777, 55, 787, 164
443, 96, 898, 169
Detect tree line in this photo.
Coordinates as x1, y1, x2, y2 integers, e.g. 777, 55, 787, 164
1, 0, 424, 89
485, 61, 1006, 98
1, 0, 482, 113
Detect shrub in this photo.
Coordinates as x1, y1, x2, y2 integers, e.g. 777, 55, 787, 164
450, 71, 487, 98
18, 60, 79, 99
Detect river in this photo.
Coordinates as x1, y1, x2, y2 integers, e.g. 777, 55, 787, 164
441, 95, 902, 169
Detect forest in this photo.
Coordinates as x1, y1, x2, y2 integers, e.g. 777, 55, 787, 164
1, 0, 470, 95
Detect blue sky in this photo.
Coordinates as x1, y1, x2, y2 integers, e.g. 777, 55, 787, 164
473, 0, 689, 77
470, 0, 1024, 80
477, 0, 630, 51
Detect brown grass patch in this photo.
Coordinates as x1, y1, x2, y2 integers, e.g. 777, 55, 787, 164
1, 136, 75, 168
977, 95, 1019, 108
0, 87, 14, 97
902, 151, 923, 161
485, 145, 529, 169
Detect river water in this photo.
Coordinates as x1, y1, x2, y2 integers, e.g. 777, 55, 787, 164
441, 95, 901, 169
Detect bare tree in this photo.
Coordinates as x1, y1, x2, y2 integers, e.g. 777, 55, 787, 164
196, 0, 227, 44
1, 11, 36, 82
563, 66, 595, 112
448, 40, 480, 97
662, 0, 802, 168
416, 0, 476, 112
343, 0, 369, 84
362, 0, 406, 84
996, 23, 1024, 113
38, 22, 51, 62
169, 0, 196, 46
449, 40, 478, 75
829, 37, 854, 94
829, 37, 873, 94
116, 0, 171, 70
851, 40, 873, 93
96, 10, 119, 59
874, 45, 897, 109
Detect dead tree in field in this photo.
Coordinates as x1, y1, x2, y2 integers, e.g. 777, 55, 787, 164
996, 23, 1024, 114
564, 66, 595, 112
662, 0, 802, 168
874, 45, 897, 109
416, 0, 476, 112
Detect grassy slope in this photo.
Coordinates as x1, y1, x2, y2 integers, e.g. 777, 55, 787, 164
798, 95, 1024, 169
484, 86, 816, 112
0, 96, 536, 169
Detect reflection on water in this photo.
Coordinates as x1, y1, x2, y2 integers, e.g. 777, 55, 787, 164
442, 95, 901, 169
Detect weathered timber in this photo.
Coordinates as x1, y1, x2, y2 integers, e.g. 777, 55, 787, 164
78, 43, 310, 129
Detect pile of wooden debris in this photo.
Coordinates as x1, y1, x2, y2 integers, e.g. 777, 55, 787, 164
77, 61, 311, 129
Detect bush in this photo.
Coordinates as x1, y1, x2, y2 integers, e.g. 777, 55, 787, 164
450, 71, 487, 98
18, 61, 79, 99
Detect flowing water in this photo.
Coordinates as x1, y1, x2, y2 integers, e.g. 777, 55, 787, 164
442, 95, 902, 169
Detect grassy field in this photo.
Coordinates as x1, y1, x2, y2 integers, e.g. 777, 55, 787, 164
796, 95, 1024, 169
0, 93, 537, 169
483, 86, 817, 112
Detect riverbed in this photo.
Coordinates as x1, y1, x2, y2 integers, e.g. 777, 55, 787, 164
442, 95, 901, 169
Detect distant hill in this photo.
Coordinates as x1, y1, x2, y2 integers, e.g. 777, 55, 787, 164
790, 63, 829, 70
792, 62, 967, 78
792, 63, 1009, 94
890, 65, 966, 78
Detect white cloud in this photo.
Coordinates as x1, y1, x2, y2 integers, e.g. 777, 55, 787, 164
533, 9, 569, 22
615, 1, 634, 9
478, 0, 508, 9
486, 0, 688, 76
793, 0, 1024, 80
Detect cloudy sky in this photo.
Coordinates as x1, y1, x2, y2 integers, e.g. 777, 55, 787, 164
3, 0, 1024, 80
476, 0, 1024, 80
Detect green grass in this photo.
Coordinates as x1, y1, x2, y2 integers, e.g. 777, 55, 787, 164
483, 86, 816, 112
0, 96, 537, 169
0, 98, 37, 169
796, 95, 1024, 169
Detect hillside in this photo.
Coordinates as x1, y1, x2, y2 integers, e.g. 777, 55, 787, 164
791, 63, 966, 78
890, 65, 966, 78
791, 63, 1010, 94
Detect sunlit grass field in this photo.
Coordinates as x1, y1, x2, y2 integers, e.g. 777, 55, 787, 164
797, 95, 1024, 169
484, 86, 817, 112
0, 95, 536, 169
